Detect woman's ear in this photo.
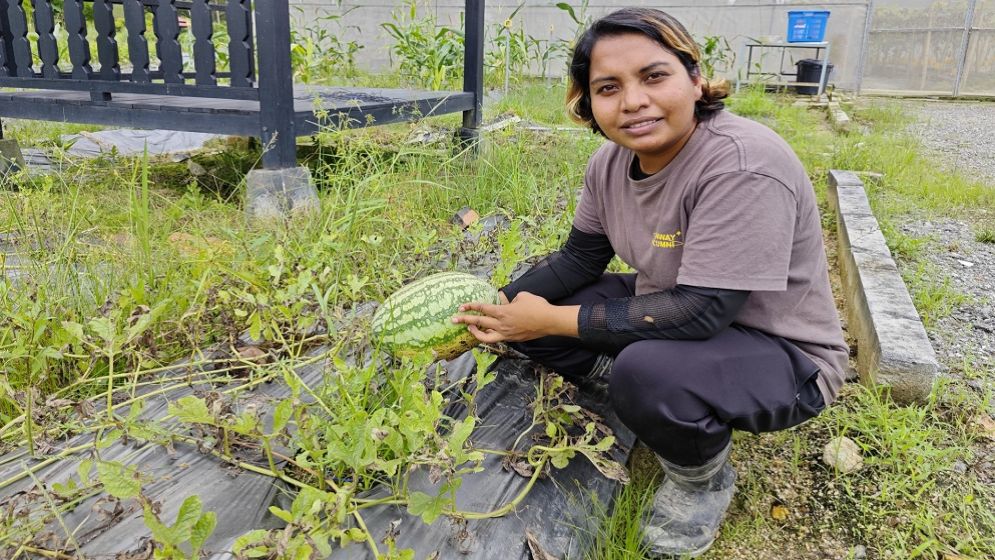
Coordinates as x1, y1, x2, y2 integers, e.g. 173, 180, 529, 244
688, 65, 704, 100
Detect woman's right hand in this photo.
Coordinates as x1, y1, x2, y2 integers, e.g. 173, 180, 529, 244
452, 291, 579, 343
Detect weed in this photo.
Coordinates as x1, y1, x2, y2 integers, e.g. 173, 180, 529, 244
975, 227, 995, 244
879, 220, 929, 261
728, 84, 781, 119
584, 445, 660, 560
903, 261, 970, 328
834, 100, 995, 212
822, 383, 995, 558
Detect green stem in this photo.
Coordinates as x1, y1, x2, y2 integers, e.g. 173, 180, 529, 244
454, 457, 548, 520
0, 441, 95, 490
25, 466, 83, 556
104, 345, 115, 420
262, 436, 280, 476
25, 395, 34, 457
351, 508, 381, 558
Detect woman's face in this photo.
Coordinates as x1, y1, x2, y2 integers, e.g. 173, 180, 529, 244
588, 32, 702, 174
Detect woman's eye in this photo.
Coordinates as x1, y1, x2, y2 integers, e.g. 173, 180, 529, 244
647, 72, 668, 81
597, 84, 617, 94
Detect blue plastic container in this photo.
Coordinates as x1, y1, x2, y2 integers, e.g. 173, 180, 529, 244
787, 10, 830, 43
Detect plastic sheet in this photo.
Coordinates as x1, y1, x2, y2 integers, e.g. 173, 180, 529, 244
60, 129, 224, 158
0, 346, 634, 559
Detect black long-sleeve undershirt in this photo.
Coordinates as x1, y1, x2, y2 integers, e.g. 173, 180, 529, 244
501, 227, 750, 349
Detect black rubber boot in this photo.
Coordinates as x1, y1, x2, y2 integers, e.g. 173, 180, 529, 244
577, 353, 613, 395
642, 442, 736, 558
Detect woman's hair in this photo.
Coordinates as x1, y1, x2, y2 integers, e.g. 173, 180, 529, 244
566, 8, 729, 135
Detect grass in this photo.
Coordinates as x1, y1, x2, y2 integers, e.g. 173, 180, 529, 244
2, 83, 995, 559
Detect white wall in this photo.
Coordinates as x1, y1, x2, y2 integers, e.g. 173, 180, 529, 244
288, 0, 871, 90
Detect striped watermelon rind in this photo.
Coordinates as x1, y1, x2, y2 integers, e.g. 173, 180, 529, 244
371, 271, 500, 360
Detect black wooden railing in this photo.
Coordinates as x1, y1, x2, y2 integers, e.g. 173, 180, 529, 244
0, 0, 258, 100
0, 0, 485, 170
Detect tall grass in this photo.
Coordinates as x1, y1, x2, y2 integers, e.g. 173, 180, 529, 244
0, 102, 598, 423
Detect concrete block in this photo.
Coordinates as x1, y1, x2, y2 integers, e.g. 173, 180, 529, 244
828, 169, 939, 404
0, 139, 26, 179
245, 166, 320, 222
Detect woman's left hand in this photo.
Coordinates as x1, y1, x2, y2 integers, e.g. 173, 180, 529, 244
452, 292, 578, 344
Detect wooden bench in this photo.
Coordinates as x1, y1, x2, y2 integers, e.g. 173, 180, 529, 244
0, 0, 485, 216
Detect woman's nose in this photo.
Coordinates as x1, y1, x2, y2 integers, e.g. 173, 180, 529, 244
621, 85, 649, 112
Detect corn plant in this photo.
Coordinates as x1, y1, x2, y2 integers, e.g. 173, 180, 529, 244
381, 0, 465, 90
697, 34, 735, 79
289, 9, 364, 84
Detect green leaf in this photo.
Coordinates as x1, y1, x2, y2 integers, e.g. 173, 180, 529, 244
127, 400, 144, 421
143, 504, 180, 546
190, 511, 217, 554
555, 2, 579, 24
61, 321, 85, 342
96, 461, 141, 499
232, 529, 270, 556
88, 316, 117, 346
592, 435, 616, 452
449, 417, 474, 450
230, 411, 259, 436
248, 313, 263, 342
77, 459, 93, 484
272, 399, 293, 434
51, 479, 77, 496
292, 542, 313, 560
267, 506, 294, 524
173, 495, 203, 538
344, 527, 367, 545
407, 491, 446, 525
168, 396, 214, 425
130, 301, 167, 343
545, 422, 557, 439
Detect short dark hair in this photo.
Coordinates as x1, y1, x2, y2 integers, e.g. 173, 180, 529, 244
566, 8, 728, 136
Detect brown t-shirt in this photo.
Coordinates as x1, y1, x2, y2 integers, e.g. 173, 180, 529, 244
573, 110, 848, 404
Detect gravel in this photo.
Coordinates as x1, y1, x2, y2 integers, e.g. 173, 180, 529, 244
898, 218, 995, 372
907, 100, 995, 186
900, 100, 995, 380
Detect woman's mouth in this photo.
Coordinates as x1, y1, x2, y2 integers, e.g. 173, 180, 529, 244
621, 117, 663, 133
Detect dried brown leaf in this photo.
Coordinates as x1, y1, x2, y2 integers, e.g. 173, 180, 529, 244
526, 530, 561, 560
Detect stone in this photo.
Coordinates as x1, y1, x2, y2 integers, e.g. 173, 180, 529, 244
187, 160, 208, 176
822, 436, 863, 473
452, 207, 480, 229
245, 166, 319, 221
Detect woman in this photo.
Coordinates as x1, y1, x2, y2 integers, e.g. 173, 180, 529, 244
452, 8, 847, 558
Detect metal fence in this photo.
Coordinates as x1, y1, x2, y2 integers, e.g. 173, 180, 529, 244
861, 0, 995, 96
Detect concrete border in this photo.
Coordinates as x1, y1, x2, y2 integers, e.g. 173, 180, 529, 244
827, 170, 939, 404
827, 102, 851, 132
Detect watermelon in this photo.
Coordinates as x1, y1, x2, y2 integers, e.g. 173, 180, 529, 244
372, 271, 500, 360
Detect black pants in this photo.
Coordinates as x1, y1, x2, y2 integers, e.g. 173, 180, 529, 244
510, 274, 825, 467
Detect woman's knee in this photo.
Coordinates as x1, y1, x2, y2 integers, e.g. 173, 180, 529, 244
608, 342, 689, 420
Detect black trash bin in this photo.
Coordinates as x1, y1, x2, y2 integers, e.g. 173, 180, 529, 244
795, 58, 834, 95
